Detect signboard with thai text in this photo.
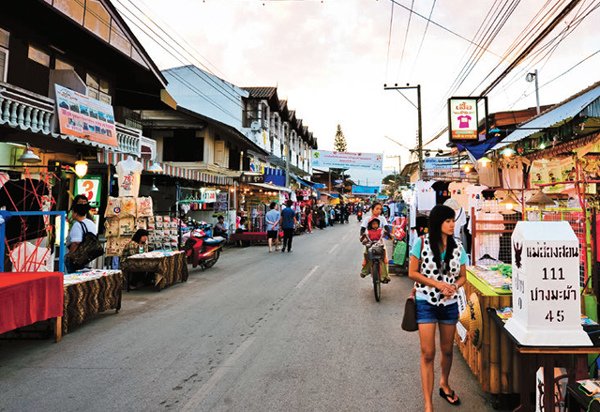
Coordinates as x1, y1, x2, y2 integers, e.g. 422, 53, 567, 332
448, 96, 488, 143
312, 150, 382, 171
239, 173, 264, 184
505, 221, 591, 346
55, 84, 118, 147
423, 157, 454, 170
352, 185, 379, 195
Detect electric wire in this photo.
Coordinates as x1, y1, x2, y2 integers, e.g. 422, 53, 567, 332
409, 0, 436, 79
396, 0, 415, 80
384, 0, 395, 81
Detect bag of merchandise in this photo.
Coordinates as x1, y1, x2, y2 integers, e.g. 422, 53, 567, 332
105, 197, 121, 217
136, 197, 153, 217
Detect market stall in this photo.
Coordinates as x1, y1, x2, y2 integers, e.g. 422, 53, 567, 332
121, 250, 188, 291
0, 272, 64, 342
62, 269, 123, 335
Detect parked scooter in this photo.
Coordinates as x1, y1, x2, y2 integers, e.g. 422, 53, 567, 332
183, 222, 225, 269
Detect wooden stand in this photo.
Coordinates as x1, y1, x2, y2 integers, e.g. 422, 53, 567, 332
54, 316, 62, 343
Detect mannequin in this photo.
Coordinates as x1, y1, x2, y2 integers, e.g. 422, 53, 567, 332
116, 155, 143, 197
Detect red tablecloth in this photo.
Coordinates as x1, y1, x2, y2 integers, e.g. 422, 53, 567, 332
0, 272, 64, 335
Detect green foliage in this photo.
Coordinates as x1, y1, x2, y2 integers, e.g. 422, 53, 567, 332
334, 124, 347, 152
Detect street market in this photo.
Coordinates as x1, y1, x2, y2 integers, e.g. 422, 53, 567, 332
2, 1, 600, 411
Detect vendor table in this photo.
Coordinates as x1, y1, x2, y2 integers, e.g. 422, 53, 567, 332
456, 269, 516, 396
121, 250, 188, 291
489, 309, 600, 412
62, 270, 123, 336
0, 272, 63, 342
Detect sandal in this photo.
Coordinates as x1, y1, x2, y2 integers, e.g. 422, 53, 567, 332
382, 278, 391, 284
439, 388, 460, 406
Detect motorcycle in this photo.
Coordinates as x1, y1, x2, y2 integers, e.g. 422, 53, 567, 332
183, 223, 225, 269
357, 210, 363, 222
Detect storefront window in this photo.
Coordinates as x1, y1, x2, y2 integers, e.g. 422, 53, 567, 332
28, 45, 50, 67
86, 72, 111, 103
84, 0, 110, 42
53, 0, 84, 25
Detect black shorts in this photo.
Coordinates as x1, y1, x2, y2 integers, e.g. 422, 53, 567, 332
267, 230, 278, 239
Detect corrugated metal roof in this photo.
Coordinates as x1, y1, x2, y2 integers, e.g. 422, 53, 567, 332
493, 83, 600, 150
243, 87, 277, 99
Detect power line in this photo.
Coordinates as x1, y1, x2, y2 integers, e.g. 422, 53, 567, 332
384, 0, 395, 80
409, 0, 436, 78
396, 0, 415, 80
387, 0, 502, 59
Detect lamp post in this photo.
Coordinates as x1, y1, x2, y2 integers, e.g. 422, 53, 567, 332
384, 84, 423, 178
526, 69, 540, 115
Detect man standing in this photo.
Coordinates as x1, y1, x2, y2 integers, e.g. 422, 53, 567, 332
265, 202, 281, 253
280, 200, 297, 253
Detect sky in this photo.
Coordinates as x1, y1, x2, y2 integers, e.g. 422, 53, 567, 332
114, 0, 600, 184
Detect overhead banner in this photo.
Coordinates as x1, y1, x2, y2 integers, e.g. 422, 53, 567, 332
424, 157, 454, 170
448, 96, 488, 143
312, 150, 383, 170
55, 84, 118, 147
352, 185, 379, 195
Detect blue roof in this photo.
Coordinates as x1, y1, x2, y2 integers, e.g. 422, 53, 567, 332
493, 83, 600, 150
162, 65, 248, 132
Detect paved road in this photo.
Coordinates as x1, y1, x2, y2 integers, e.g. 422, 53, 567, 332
0, 220, 501, 411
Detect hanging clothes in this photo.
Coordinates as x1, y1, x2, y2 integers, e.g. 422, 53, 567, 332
448, 181, 470, 211
432, 181, 450, 206
500, 157, 530, 190
414, 180, 436, 211
116, 156, 143, 197
476, 160, 501, 188
466, 184, 488, 212
474, 211, 504, 261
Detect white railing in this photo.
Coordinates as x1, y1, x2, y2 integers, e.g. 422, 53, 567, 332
0, 81, 55, 134
140, 135, 157, 160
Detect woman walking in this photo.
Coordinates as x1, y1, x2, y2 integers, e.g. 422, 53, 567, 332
408, 205, 467, 411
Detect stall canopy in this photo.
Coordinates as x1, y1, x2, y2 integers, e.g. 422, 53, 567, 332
248, 182, 292, 193
290, 173, 326, 189
492, 83, 600, 151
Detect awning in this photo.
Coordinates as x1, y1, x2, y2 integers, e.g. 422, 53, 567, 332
289, 173, 326, 189
97, 150, 234, 185
492, 85, 600, 151
249, 182, 292, 193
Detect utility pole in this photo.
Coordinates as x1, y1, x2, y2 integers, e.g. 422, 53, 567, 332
384, 84, 423, 179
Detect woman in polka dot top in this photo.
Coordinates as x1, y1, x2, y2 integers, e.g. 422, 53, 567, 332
408, 205, 468, 410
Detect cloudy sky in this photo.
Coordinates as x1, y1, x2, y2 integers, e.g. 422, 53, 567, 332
114, 0, 599, 183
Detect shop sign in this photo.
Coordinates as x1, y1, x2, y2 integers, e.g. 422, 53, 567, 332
201, 190, 218, 203
423, 157, 454, 170
74, 176, 102, 207
55, 84, 118, 147
505, 221, 591, 346
312, 150, 383, 171
214, 192, 228, 211
448, 97, 487, 142
352, 185, 379, 195
240, 173, 264, 184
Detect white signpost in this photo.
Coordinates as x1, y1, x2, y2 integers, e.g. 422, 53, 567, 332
505, 221, 591, 346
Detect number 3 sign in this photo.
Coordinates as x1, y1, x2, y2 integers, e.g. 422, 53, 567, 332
75, 176, 102, 207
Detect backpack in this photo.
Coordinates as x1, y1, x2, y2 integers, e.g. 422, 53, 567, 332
65, 221, 104, 271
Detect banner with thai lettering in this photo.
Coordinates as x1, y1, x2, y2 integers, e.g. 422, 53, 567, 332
448, 98, 478, 141
55, 84, 118, 147
423, 157, 454, 170
312, 150, 383, 170
352, 185, 379, 195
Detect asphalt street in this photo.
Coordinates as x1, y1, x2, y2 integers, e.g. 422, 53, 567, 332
0, 220, 502, 412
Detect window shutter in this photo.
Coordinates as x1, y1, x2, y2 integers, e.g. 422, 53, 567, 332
0, 48, 7, 82
214, 140, 225, 166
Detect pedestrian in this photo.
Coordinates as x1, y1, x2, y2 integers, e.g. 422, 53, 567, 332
64, 203, 97, 273
265, 202, 281, 253
408, 205, 468, 411
279, 200, 297, 253
306, 206, 313, 233
213, 215, 229, 239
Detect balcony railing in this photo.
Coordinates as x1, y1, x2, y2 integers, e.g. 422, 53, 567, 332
0, 81, 55, 134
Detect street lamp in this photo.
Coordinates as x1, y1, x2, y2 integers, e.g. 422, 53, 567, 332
526, 69, 540, 115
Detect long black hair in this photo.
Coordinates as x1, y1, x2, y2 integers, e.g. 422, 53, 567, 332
428, 205, 457, 270
132, 229, 149, 243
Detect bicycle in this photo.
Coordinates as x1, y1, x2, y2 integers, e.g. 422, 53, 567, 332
366, 240, 386, 302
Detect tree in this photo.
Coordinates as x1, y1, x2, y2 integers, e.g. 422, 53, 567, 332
334, 124, 347, 152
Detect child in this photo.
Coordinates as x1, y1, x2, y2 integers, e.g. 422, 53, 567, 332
360, 216, 390, 283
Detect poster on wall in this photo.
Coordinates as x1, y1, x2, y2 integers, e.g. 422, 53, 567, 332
55, 84, 118, 147
312, 150, 383, 171
74, 176, 102, 207
448, 96, 488, 143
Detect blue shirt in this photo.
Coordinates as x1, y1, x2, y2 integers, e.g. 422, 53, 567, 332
265, 209, 280, 231
281, 207, 296, 229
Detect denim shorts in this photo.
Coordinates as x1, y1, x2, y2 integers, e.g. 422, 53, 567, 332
415, 300, 459, 325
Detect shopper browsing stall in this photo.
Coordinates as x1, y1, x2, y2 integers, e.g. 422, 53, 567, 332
408, 205, 468, 411
265, 202, 281, 253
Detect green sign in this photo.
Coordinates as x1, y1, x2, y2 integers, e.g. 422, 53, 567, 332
74, 175, 102, 207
